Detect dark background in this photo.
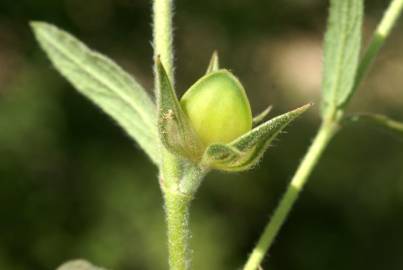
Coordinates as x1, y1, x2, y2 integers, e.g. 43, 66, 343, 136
0, 0, 403, 269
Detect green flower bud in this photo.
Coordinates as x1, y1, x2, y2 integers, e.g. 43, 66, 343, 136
156, 58, 311, 170
180, 70, 253, 147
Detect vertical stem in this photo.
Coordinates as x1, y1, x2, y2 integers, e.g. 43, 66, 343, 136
164, 189, 192, 270
153, 0, 174, 84
153, 0, 179, 189
160, 163, 205, 270
243, 121, 338, 270
153, 1, 192, 270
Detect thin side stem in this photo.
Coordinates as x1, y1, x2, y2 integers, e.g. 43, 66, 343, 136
349, 0, 403, 101
243, 1, 403, 269
243, 121, 339, 270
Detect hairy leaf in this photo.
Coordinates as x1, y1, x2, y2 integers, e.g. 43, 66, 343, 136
321, 0, 363, 116
57, 260, 107, 270
31, 22, 160, 164
203, 104, 312, 171
156, 59, 203, 161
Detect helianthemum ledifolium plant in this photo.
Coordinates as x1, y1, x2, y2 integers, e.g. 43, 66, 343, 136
30, 11, 310, 270
31, 0, 403, 269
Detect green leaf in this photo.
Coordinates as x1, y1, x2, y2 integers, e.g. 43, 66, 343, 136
253, 105, 273, 126
57, 260, 107, 270
156, 58, 204, 161
31, 22, 160, 164
205, 51, 220, 74
321, 0, 364, 117
348, 113, 403, 135
203, 104, 312, 171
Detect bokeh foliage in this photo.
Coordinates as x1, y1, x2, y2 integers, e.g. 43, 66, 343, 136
0, 0, 402, 270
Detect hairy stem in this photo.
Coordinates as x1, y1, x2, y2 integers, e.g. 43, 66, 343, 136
153, 0, 174, 84
163, 189, 192, 270
153, 0, 193, 269
243, 121, 339, 270
160, 164, 205, 270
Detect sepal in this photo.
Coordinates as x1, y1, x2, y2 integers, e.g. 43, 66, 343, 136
253, 105, 273, 126
205, 51, 220, 74
156, 58, 204, 161
202, 104, 312, 171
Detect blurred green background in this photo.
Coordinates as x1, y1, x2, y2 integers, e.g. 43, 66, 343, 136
0, 0, 403, 269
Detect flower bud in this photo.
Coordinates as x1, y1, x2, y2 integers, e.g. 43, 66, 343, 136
180, 70, 253, 147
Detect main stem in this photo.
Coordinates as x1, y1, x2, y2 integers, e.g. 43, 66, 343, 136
163, 188, 192, 270
160, 159, 192, 270
153, 0, 174, 84
153, 1, 195, 269
160, 162, 205, 270
243, 120, 339, 270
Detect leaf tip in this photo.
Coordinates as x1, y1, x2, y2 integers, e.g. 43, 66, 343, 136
29, 21, 49, 32
155, 55, 166, 73
253, 105, 273, 125
206, 50, 220, 74
29, 20, 41, 28
211, 50, 219, 63
297, 102, 314, 113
